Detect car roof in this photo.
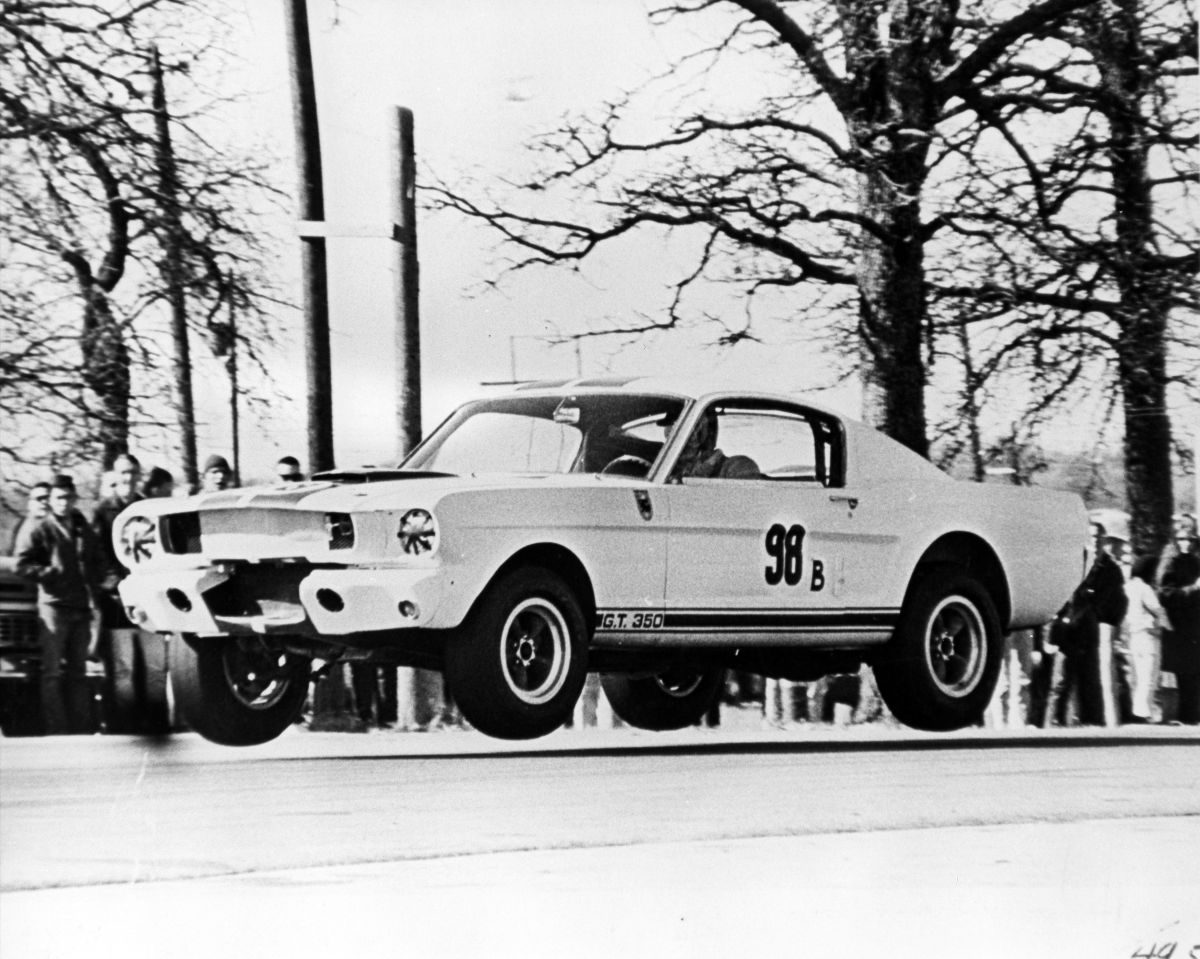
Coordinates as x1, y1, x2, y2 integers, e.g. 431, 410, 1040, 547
509, 375, 848, 419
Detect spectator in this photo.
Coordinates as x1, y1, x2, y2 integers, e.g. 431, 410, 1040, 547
141, 466, 175, 499
16, 475, 101, 734
7, 482, 50, 555
92, 454, 167, 734
1157, 514, 1200, 725
1044, 522, 1127, 726
276, 456, 304, 483
201, 454, 233, 492
1125, 554, 1168, 724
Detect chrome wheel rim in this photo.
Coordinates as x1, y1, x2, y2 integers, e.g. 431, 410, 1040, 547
223, 643, 295, 710
500, 598, 571, 705
924, 596, 987, 698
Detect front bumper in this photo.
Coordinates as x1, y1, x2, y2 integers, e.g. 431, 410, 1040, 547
118, 564, 447, 637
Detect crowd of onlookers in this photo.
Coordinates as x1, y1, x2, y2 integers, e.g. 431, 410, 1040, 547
4, 447, 1198, 736
4, 452, 301, 736
1027, 513, 1200, 728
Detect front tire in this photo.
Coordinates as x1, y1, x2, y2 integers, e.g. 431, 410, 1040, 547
873, 570, 1001, 731
445, 568, 588, 740
172, 636, 310, 746
602, 667, 724, 731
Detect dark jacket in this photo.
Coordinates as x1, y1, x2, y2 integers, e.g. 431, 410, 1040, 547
91, 493, 140, 591
1157, 545, 1200, 674
1074, 551, 1128, 627
16, 511, 101, 610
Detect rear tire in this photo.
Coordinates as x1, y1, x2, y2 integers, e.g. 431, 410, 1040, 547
873, 569, 1001, 731
602, 667, 724, 731
171, 636, 310, 746
445, 568, 588, 740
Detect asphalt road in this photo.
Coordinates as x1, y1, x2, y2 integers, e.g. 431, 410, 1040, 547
3, 724, 1199, 959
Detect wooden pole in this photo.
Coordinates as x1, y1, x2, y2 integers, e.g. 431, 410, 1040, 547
150, 46, 198, 491
283, 0, 334, 474
392, 107, 421, 459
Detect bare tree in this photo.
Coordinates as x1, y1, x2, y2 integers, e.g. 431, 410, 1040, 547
428, 0, 1099, 455
926, 0, 1198, 553
1, 0, 285, 497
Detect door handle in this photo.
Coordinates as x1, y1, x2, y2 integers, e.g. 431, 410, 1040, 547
829, 494, 859, 510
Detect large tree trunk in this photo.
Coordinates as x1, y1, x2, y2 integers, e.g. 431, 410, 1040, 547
854, 164, 930, 456
1085, 0, 1175, 555
80, 287, 130, 466
839, 0, 946, 457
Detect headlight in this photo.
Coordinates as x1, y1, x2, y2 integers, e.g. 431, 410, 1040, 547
397, 509, 437, 556
117, 516, 159, 566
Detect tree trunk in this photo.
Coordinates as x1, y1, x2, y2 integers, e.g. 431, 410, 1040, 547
854, 165, 929, 456
1085, 0, 1175, 555
80, 288, 130, 466
839, 0, 945, 457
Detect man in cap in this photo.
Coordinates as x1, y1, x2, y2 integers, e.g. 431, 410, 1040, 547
201, 454, 233, 492
17, 475, 101, 734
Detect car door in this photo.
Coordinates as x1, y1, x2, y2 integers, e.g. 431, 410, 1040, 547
660, 402, 895, 646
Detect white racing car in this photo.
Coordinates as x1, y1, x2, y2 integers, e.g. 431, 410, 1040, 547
115, 377, 1087, 744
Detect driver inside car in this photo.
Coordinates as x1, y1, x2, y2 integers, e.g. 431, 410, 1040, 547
674, 410, 760, 480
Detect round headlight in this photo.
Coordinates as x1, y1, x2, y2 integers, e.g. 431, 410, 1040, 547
118, 516, 158, 565
397, 509, 437, 556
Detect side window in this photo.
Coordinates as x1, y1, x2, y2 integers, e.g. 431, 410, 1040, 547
714, 407, 841, 486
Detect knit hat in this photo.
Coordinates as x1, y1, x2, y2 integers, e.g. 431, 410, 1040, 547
203, 454, 231, 474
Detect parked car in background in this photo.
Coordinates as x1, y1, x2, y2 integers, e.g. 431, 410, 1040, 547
0, 557, 42, 736
113, 377, 1089, 745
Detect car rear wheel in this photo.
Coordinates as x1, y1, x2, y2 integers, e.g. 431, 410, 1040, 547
445, 568, 588, 740
171, 636, 310, 746
873, 569, 1001, 731
602, 667, 724, 731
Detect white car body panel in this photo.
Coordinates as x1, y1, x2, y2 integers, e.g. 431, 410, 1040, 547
115, 380, 1088, 651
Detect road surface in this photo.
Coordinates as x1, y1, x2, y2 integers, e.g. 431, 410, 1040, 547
2, 723, 1198, 959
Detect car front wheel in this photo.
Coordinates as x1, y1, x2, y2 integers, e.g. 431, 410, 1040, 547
171, 636, 310, 746
873, 569, 1001, 731
601, 667, 724, 731
445, 568, 588, 740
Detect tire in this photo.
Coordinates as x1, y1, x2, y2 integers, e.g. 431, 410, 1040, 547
445, 568, 588, 740
873, 569, 1002, 731
601, 667, 724, 731
171, 635, 310, 746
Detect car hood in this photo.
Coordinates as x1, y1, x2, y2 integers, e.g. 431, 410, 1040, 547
157, 471, 645, 516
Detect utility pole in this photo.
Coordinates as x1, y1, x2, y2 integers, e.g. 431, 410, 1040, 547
150, 45, 198, 491
391, 107, 430, 730
284, 0, 352, 730
284, 0, 334, 474
392, 107, 421, 457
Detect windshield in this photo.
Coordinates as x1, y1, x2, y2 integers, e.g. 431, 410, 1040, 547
403, 393, 688, 477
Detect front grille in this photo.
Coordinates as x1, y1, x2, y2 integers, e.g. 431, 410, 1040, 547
204, 563, 308, 620
163, 512, 202, 554
0, 614, 38, 650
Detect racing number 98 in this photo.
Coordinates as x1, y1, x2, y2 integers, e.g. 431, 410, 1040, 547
765, 523, 805, 586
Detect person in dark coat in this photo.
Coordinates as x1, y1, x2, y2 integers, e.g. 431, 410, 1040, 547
1044, 522, 1127, 726
92, 454, 167, 733
1157, 514, 1200, 725
16, 475, 101, 734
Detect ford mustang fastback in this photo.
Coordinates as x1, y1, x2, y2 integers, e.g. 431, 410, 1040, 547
114, 377, 1088, 744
